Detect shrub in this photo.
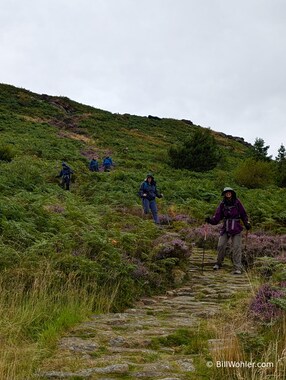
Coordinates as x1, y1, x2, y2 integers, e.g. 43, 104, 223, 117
182, 225, 221, 249
182, 226, 286, 267
234, 158, 275, 188
168, 128, 221, 172
243, 233, 286, 260
276, 162, 286, 187
255, 256, 286, 283
0, 145, 15, 162
249, 283, 286, 322
152, 233, 191, 261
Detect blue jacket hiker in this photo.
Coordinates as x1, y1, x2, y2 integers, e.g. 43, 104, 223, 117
103, 156, 113, 172
57, 162, 74, 190
139, 174, 163, 224
205, 187, 251, 274
89, 158, 99, 172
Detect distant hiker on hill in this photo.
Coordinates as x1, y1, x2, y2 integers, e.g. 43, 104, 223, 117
56, 162, 74, 190
139, 174, 163, 225
103, 156, 113, 172
205, 187, 251, 275
89, 158, 99, 172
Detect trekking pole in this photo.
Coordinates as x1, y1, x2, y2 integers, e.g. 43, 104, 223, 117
244, 229, 249, 267
201, 224, 208, 274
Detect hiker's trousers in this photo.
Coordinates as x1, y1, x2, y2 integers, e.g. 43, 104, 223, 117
217, 232, 242, 270
142, 198, 159, 224
61, 177, 70, 190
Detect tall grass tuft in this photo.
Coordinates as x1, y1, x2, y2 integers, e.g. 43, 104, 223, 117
0, 263, 118, 380
208, 290, 286, 379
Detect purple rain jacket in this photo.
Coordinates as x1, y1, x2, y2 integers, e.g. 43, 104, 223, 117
208, 198, 249, 236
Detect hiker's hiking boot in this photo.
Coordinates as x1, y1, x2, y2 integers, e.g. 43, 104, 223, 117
233, 270, 242, 275
213, 264, 221, 270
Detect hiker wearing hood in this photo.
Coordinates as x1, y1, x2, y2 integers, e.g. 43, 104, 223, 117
205, 187, 251, 274
139, 174, 163, 224
103, 156, 113, 172
89, 158, 99, 172
56, 162, 74, 190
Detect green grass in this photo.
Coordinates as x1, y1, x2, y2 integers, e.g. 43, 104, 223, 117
0, 265, 118, 379
0, 82, 286, 378
150, 325, 214, 354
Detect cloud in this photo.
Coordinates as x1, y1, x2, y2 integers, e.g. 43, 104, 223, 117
1, 0, 285, 156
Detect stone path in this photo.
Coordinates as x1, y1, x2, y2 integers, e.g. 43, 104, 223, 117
38, 249, 252, 379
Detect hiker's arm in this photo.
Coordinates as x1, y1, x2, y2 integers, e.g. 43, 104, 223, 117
138, 183, 146, 198
206, 203, 223, 225
155, 187, 163, 198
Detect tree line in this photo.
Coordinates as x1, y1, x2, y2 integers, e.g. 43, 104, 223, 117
168, 129, 286, 189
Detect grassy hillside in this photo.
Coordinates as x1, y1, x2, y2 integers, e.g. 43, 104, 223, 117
0, 83, 286, 378
1, 82, 286, 288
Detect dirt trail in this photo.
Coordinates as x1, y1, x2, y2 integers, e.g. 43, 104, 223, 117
38, 249, 252, 379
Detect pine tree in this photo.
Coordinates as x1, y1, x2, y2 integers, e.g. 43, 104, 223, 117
276, 144, 286, 162
249, 138, 272, 161
276, 144, 286, 187
168, 128, 221, 172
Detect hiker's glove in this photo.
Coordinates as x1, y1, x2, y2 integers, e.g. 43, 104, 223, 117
205, 217, 211, 224
158, 193, 163, 198
245, 222, 251, 230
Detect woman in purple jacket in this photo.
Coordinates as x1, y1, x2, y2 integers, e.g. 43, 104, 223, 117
205, 187, 251, 274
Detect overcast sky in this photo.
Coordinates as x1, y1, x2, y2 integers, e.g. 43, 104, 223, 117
1, 0, 285, 157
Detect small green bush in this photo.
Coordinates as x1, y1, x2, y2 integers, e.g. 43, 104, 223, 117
276, 161, 286, 188
0, 145, 15, 162
234, 158, 275, 188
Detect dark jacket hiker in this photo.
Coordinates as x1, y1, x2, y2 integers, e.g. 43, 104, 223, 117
205, 187, 251, 274
103, 156, 113, 172
89, 158, 99, 172
139, 174, 162, 224
57, 162, 74, 190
